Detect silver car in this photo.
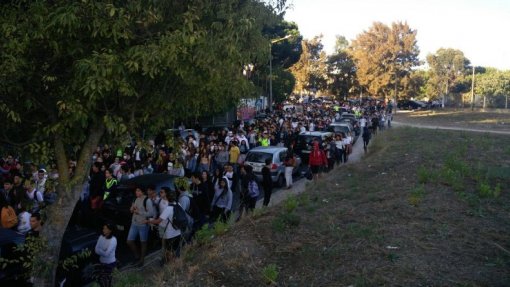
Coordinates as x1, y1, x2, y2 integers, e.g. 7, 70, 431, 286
244, 146, 302, 187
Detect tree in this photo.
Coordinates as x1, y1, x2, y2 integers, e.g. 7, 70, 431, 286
427, 48, 471, 107
289, 35, 328, 95
327, 35, 357, 101
0, 0, 286, 284
475, 68, 510, 108
350, 21, 420, 100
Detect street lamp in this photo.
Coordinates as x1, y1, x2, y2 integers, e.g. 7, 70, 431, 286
269, 34, 292, 112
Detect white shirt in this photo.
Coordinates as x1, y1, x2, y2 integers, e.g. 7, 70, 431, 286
159, 204, 182, 239
17, 211, 31, 234
95, 235, 117, 264
360, 118, 367, 127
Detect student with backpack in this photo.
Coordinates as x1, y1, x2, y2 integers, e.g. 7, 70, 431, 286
126, 186, 154, 267
147, 189, 182, 266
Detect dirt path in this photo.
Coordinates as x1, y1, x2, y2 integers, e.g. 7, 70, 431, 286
392, 121, 510, 135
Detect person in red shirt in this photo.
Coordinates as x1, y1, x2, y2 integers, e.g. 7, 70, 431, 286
308, 141, 328, 181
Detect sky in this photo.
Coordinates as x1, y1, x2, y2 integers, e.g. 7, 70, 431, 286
284, 0, 510, 70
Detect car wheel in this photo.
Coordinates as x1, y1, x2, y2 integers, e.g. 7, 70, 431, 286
277, 174, 285, 188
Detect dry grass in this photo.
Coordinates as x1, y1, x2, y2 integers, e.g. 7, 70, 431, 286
396, 109, 510, 131
136, 127, 510, 286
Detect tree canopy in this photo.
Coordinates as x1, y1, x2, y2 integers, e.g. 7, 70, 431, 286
0, 0, 290, 283
349, 21, 420, 100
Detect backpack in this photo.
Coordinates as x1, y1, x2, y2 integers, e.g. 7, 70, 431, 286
247, 180, 260, 198
169, 203, 188, 231
1, 205, 18, 229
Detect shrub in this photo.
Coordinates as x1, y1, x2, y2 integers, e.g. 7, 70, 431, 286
262, 263, 279, 284
408, 184, 425, 206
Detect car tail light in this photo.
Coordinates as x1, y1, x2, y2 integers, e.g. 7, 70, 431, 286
271, 163, 278, 170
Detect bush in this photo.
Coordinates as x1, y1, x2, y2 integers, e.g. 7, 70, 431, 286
262, 263, 279, 284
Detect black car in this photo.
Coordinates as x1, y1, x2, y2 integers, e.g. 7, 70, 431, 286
397, 100, 427, 110
296, 131, 334, 164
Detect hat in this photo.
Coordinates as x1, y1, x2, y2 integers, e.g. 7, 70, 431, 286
38, 168, 47, 173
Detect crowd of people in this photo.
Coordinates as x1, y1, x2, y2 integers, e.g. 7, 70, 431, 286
0, 97, 394, 286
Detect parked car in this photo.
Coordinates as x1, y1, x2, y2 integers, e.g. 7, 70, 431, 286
244, 146, 302, 187
337, 116, 361, 136
397, 100, 427, 110
296, 131, 333, 164
326, 122, 358, 144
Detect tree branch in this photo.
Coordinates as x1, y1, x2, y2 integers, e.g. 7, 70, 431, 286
69, 123, 105, 186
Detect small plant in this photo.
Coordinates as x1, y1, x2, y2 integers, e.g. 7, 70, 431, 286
478, 181, 501, 198
417, 165, 434, 184
271, 217, 286, 233
213, 220, 230, 236
283, 196, 299, 213
194, 225, 215, 246
262, 263, 279, 284
441, 167, 465, 192
408, 184, 425, 206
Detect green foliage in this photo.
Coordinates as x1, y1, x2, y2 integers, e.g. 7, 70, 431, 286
0, 236, 49, 280
408, 184, 426, 206
427, 48, 471, 101
440, 167, 465, 192
262, 263, 279, 284
213, 220, 230, 236
194, 224, 215, 246
417, 165, 436, 184
283, 196, 298, 213
478, 181, 501, 198
60, 249, 92, 271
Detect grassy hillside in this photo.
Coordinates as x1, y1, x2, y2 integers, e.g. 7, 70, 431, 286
124, 127, 510, 286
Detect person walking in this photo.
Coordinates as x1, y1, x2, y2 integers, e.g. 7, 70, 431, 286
362, 126, 372, 152
262, 158, 273, 206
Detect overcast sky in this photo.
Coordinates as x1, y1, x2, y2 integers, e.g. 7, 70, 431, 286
284, 0, 510, 70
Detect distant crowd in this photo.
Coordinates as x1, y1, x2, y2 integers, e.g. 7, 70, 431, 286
0, 97, 394, 287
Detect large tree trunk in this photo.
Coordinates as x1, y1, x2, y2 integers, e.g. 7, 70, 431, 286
36, 124, 105, 286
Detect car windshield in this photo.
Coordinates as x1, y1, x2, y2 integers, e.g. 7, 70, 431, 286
297, 135, 320, 147
328, 126, 349, 133
246, 152, 273, 163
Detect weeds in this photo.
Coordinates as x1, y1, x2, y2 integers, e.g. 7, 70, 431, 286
408, 184, 426, 206
417, 165, 436, 184
478, 181, 501, 198
262, 263, 279, 284
283, 196, 298, 213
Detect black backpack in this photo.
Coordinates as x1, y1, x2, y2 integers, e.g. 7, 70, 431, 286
169, 203, 188, 231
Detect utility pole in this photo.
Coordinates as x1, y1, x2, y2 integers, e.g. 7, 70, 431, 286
269, 35, 292, 112
471, 65, 475, 111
